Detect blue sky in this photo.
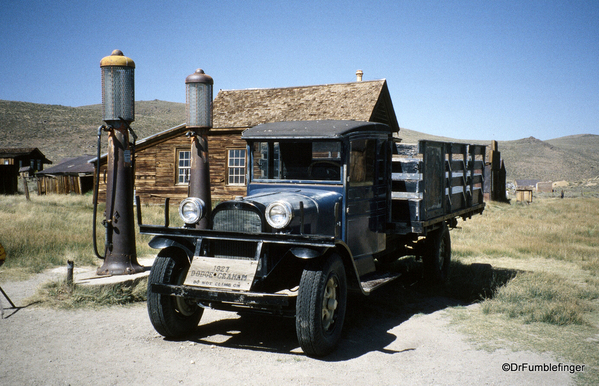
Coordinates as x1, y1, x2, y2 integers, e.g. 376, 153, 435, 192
1, 0, 597, 141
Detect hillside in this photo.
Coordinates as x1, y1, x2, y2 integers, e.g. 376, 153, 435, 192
500, 136, 599, 182
0, 99, 185, 163
1, 99, 597, 183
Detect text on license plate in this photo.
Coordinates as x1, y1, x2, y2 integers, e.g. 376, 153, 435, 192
183, 257, 258, 291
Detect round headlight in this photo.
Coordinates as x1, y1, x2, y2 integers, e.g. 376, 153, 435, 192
265, 201, 293, 229
179, 197, 206, 225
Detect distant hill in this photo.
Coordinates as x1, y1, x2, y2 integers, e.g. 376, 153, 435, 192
0, 99, 185, 163
500, 135, 599, 182
1, 99, 597, 183
395, 129, 598, 183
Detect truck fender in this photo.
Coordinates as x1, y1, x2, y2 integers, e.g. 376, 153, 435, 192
331, 243, 363, 294
148, 236, 195, 259
289, 244, 361, 292
289, 246, 327, 259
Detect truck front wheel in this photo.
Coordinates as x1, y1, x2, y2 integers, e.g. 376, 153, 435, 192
423, 223, 451, 283
147, 250, 203, 338
296, 253, 347, 357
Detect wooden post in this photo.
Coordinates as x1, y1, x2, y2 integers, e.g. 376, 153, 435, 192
22, 177, 30, 201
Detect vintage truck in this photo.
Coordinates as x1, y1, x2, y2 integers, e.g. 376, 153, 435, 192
138, 120, 486, 357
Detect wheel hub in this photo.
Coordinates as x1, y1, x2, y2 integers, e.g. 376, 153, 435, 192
322, 277, 338, 331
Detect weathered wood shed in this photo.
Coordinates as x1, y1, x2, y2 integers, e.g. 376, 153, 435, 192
536, 181, 554, 193
36, 155, 95, 195
0, 148, 51, 195
516, 188, 534, 203
95, 79, 399, 205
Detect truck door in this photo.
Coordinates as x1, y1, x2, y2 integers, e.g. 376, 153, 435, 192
345, 137, 387, 275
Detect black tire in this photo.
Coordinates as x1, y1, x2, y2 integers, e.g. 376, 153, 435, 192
296, 253, 347, 357
147, 250, 203, 338
423, 223, 451, 283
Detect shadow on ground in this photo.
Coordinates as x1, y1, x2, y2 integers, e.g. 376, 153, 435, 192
176, 258, 519, 360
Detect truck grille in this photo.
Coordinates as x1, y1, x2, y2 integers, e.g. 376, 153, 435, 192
212, 208, 262, 233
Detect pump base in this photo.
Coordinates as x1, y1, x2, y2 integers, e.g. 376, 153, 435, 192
96, 255, 145, 276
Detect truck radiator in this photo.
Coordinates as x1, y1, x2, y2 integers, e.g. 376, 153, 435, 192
212, 208, 262, 233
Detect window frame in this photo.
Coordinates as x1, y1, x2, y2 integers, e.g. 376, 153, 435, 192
226, 148, 247, 186
176, 148, 191, 185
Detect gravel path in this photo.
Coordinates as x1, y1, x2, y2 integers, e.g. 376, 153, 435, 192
0, 267, 573, 385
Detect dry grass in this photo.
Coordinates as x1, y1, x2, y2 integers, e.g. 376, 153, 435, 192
0, 194, 183, 279
450, 197, 599, 385
453, 198, 599, 267
29, 277, 148, 309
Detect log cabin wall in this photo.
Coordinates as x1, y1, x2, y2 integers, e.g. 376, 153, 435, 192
136, 133, 190, 205
208, 130, 248, 203
96, 129, 247, 206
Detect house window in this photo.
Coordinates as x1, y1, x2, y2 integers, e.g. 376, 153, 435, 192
227, 149, 246, 185
177, 150, 191, 184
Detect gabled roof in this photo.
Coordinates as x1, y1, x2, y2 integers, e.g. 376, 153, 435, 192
91, 80, 400, 165
134, 124, 188, 150
213, 79, 399, 132
243, 120, 395, 140
0, 148, 52, 163
38, 155, 95, 176
89, 124, 187, 164
515, 179, 540, 188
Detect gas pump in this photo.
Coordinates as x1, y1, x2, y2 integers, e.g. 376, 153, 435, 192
183, 69, 213, 229
92, 50, 143, 275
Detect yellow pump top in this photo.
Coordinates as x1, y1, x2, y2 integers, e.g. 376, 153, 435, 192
100, 50, 135, 68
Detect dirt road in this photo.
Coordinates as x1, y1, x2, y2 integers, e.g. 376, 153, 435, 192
0, 267, 573, 385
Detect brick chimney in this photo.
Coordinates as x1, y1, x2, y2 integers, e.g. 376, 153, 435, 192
356, 70, 363, 82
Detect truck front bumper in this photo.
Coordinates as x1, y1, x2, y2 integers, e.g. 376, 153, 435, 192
151, 283, 294, 315
139, 224, 336, 248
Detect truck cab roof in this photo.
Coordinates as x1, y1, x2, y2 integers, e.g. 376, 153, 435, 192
242, 120, 397, 140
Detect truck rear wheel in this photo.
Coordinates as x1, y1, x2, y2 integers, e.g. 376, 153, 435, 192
147, 250, 203, 338
296, 253, 347, 357
423, 223, 451, 283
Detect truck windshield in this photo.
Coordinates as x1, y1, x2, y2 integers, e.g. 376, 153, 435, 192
252, 141, 342, 182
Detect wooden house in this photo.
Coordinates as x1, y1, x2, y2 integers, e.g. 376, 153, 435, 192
95, 79, 399, 205
0, 148, 51, 195
536, 181, 554, 193
36, 155, 95, 195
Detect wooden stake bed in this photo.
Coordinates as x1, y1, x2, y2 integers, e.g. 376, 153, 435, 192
390, 140, 486, 235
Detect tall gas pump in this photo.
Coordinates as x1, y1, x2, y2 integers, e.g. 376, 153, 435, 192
183, 69, 213, 229
94, 50, 143, 275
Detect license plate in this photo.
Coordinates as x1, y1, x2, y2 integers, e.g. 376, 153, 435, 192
184, 257, 258, 291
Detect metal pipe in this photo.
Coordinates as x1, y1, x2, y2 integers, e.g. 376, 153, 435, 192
92, 125, 106, 260
164, 197, 170, 227
135, 195, 142, 226
188, 130, 211, 229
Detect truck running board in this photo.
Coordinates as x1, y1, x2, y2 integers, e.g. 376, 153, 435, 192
360, 271, 402, 294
